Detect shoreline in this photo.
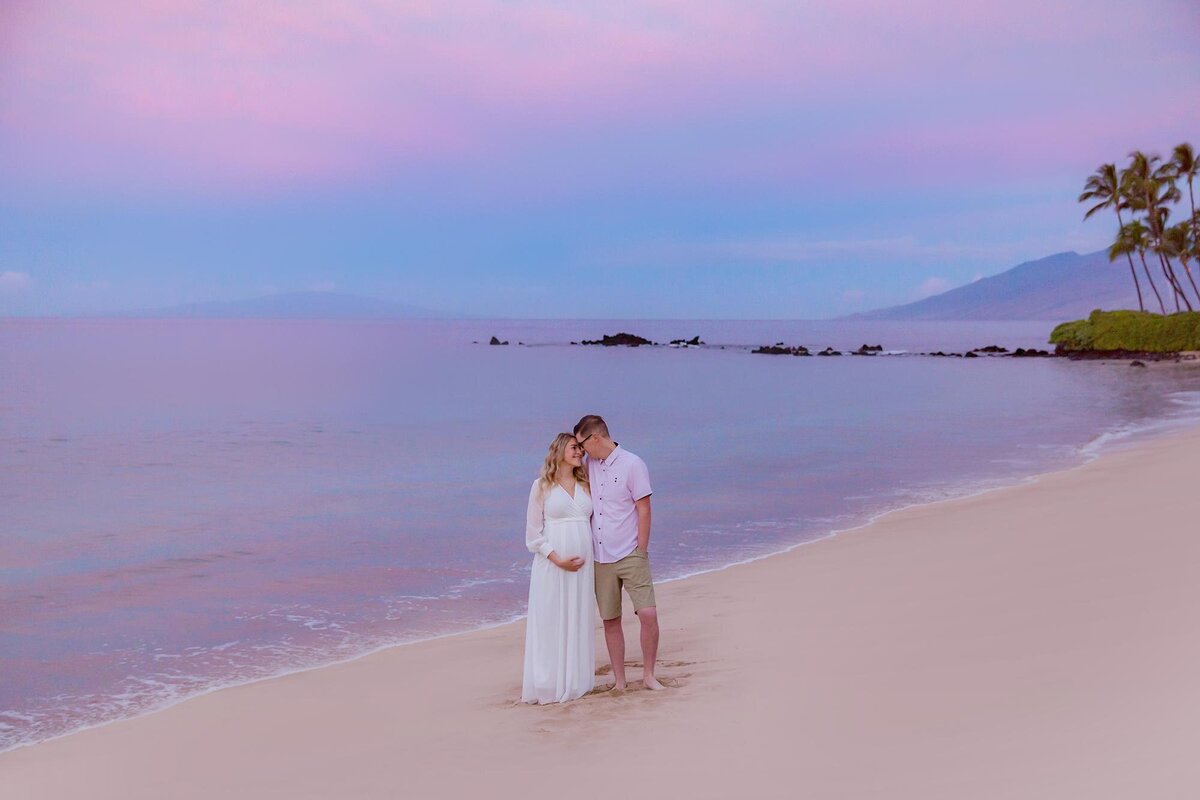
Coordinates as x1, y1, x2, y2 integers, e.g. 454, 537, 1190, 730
4, 404, 1200, 758
4, 417, 1200, 797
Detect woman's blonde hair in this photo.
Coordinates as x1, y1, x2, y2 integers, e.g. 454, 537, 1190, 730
538, 432, 589, 494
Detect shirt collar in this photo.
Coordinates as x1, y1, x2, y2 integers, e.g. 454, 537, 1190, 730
601, 443, 622, 465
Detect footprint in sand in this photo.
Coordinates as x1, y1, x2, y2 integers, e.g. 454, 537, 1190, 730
595, 658, 695, 677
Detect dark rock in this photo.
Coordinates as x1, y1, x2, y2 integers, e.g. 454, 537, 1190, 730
1009, 348, 1052, 357
817, 347, 842, 356
489, 336, 509, 346
964, 351, 979, 358
748, 345, 816, 357
972, 344, 1009, 353
1130, 360, 1147, 367
854, 344, 883, 354
670, 335, 704, 346
752, 345, 789, 355
1061, 349, 1175, 361
579, 332, 654, 347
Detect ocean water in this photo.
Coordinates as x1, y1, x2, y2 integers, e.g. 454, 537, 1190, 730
3, 317, 1200, 752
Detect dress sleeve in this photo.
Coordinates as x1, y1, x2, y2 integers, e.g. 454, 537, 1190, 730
526, 481, 555, 558
627, 457, 653, 501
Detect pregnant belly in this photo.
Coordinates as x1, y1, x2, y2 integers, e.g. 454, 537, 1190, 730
547, 521, 591, 560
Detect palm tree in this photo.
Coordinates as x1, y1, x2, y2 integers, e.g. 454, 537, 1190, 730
1163, 221, 1200, 305
1080, 162, 1144, 311
1172, 143, 1200, 266
1193, 210, 1200, 261
1124, 152, 1191, 311
1112, 220, 1166, 314
1147, 197, 1192, 311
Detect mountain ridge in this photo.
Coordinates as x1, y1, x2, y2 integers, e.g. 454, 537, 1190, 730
847, 249, 1142, 321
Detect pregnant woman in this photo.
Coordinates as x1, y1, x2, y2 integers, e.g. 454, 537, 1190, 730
522, 432, 596, 704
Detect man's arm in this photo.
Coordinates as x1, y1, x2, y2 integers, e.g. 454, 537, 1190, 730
635, 495, 651, 552
628, 457, 654, 553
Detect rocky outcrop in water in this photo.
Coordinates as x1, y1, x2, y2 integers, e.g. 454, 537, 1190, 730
752, 343, 809, 356
579, 332, 654, 347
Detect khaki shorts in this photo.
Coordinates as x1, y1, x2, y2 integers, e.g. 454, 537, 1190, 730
594, 547, 656, 620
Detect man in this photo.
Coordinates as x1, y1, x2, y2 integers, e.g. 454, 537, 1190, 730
573, 414, 664, 691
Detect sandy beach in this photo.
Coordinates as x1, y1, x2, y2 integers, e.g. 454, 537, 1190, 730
3, 426, 1199, 799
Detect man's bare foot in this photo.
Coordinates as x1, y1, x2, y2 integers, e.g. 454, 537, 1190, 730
643, 675, 666, 691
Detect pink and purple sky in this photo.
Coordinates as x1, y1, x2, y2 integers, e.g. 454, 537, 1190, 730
2, 0, 1198, 317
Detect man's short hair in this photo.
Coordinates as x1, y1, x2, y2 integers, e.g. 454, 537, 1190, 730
573, 414, 609, 439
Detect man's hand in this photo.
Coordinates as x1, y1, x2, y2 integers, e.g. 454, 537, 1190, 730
635, 495, 652, 553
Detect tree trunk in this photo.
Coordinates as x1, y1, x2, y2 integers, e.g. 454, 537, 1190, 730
1140, 250, 1167, 314
1154, 245, 1183, 311
1160, 250, 1193, 311
1127, 258, 1145, 312
1141, 193, 1186, 311
1190, 178, 1199, 259
1179, 256, 1200, 308
1114, 208, 1145, 312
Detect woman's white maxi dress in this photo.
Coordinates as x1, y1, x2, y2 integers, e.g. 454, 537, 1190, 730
522, 479, 596, 704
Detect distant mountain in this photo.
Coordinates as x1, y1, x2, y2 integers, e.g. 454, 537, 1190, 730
124, 291, 456, 319
849, 250, 1143, 321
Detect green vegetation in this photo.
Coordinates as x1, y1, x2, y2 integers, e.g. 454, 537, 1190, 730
1062, 144, 1200, 351
1079, 143, 1199, 315
1049, 309, 1200, 353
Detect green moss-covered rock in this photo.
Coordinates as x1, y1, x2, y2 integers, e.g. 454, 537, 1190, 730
1049, 309, 1200, 353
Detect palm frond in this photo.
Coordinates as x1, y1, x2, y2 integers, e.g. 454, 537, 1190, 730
1171, 143, 1197, 178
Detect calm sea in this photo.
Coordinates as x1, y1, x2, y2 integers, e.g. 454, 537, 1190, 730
3, 318, 1200, 751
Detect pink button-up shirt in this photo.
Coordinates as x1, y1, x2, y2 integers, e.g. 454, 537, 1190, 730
586, 445, 653, 564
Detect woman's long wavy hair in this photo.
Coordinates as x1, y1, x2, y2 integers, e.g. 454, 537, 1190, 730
537, 432, 589, 495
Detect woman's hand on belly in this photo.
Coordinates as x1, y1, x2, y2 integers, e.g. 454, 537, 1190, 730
549, 553, 586, 572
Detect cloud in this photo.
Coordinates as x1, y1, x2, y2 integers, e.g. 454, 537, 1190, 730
915, 277, 950, 298
3, 0, 1196, 195
0, 271, 33, 292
